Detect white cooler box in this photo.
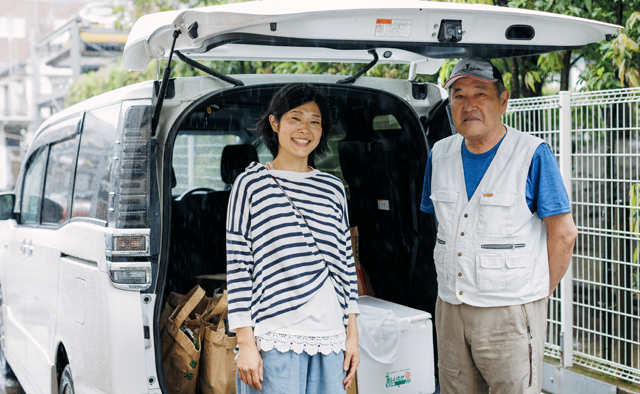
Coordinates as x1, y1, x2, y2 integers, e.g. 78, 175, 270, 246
356, 296, 435, 394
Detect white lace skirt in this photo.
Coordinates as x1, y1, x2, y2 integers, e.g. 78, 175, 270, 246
256, 332, 346, 356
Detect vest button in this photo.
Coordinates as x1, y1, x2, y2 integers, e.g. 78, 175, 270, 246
460, 232, 465, 236
458, 272, 462, 277
459, 291, 463, 295
458, 252, 462, 257
464, 214, 468, 218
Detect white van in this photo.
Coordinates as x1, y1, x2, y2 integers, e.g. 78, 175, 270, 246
0, 1, 618, 393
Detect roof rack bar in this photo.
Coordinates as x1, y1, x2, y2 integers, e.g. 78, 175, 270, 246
151, 29, 181, 135
337, 49, 379, 85
175, 51, 244, 87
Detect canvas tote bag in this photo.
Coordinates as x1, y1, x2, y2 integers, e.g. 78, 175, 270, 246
199, 290, 237, 394
162, 285, 207, 394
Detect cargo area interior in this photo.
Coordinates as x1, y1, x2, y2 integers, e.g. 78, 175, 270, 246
161, 83, 440, 339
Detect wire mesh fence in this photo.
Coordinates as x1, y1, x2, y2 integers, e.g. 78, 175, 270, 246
504, 87, 640, 385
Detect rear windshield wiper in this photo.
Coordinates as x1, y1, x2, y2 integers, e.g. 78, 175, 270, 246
175, 50, 244, 87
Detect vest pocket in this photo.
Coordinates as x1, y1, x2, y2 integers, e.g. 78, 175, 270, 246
478, 193, 517, 235
481, 243, 525, 250
433, 243, 447, 282
431, 190, 459, 236
477, 252, 530, 292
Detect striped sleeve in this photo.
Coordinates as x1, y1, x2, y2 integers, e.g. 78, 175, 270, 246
226, 173, 254, 332
340, 184, 360, 316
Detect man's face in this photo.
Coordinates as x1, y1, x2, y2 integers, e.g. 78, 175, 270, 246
449, 77, 509, 143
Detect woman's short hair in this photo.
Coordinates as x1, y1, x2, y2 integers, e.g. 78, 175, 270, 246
257, 83, 333, 161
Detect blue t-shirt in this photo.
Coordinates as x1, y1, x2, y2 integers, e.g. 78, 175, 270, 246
420, 138, 571, 219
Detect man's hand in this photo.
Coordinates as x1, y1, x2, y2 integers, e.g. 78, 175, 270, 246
543, 212, 578, 298
236, 326, 263, 390
343, 313, 360, 390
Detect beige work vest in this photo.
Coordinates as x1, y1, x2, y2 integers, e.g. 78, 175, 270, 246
430, 126, 549, 306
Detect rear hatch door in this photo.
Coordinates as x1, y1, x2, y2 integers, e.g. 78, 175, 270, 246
124, 0, 620, 72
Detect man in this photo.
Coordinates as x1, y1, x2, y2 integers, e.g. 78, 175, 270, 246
421, 57, 578, 394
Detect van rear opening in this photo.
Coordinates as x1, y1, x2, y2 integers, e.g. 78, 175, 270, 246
156, 83, 439, 390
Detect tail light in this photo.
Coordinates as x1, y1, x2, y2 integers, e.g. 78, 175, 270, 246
109, 103, 152, 229
105, 100, 153, 291
107, 262, 152, 291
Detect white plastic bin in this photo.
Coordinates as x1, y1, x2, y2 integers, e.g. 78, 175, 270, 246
356, 296, 435, 394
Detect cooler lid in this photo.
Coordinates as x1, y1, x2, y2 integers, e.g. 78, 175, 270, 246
358, 296, 431, 325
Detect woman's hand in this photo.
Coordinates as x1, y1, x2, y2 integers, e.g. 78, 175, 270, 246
343, 313, 360, 390
236, 327, 263, 390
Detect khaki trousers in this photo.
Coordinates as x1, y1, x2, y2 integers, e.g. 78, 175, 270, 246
435, 296, 547, 394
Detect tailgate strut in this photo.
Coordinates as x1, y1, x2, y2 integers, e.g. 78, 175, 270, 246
151, 29, 181, 136
175, 51, 244, 87
337, 49, 379, 85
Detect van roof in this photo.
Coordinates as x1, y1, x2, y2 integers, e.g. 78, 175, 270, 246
38, 81, 155, 133
123, 0, 619, 72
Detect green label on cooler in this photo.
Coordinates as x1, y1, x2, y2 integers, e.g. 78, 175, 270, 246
385, 369, 412, 388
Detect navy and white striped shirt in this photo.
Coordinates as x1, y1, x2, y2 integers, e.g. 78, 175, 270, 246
226, 162, 359, 336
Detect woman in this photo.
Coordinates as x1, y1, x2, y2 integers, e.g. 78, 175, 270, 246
226, 83, 359, 393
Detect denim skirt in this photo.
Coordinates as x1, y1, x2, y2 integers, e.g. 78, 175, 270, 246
236, 349, 347, 394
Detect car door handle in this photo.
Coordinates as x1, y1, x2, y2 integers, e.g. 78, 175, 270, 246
20, 240, 33, 256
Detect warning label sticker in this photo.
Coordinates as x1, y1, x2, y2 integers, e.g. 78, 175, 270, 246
377, 199, 390, 211
375, 19, 411, 38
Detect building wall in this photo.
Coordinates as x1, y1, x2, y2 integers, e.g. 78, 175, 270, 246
0, 0, 93, 67
0, 0, 96, 191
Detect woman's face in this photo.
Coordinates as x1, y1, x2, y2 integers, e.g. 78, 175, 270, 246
269, 101, 322, 161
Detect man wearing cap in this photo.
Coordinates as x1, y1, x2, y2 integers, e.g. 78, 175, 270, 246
420, 57, 578, 393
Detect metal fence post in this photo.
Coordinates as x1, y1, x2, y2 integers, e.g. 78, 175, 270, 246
558, 90, 573, 368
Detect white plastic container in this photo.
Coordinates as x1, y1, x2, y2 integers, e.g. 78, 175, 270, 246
356, 296, 435, 394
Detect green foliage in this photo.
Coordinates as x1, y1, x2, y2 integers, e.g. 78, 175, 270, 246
583, 11, 640, 89
68, 59, 155, 105
66, 55, 440, 106
509, 0, 640, 91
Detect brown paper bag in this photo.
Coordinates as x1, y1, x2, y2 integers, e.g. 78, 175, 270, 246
161, 292, 185, 330
350, 226, 375, 296
162, 285, 207, 394
347, 374, 358, 394
199, 291, 237, 394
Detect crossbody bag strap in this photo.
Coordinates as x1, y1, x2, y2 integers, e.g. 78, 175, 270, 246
270, 175, 310, 226
269, 175, 326, 263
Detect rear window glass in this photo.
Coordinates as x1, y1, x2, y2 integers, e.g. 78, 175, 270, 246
72, 103, 121, 221
373, 114, 402, 130
42, 136, 79, 224
314, 124, 349, 198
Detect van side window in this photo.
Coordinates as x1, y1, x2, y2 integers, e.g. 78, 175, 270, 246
42, 136, 80, 224
72, 103, 121, 220
19, 147, 48, 224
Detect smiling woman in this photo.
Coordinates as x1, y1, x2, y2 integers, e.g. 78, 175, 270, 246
227, 83, 360, 394
256, 83, 333, 171
268, 101, 323, 170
